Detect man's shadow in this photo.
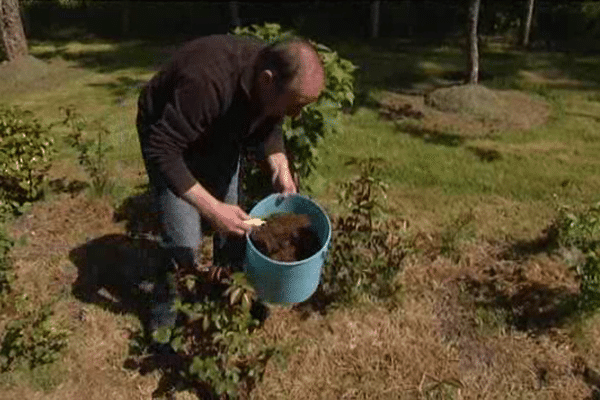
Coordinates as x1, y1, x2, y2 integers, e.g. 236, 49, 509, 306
68, 188, 248, 398
69, 185, 166, 322
69, 233, 167, 318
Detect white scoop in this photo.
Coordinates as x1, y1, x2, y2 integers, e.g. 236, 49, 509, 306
244, 218, 265, 227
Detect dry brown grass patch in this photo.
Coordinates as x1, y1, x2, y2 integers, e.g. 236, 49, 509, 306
253, 303, 461, 400
0, 193, 165, 400
400, 239, 595, 397
6, 194, 117, 304
379, 86, 550, 138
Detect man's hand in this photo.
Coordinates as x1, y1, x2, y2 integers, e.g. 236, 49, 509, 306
181, 183, 251, 237
272, 166, 297, 195
207, 203, 252, 237
268, 152, 297, 195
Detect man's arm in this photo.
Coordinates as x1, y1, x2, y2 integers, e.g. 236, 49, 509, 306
263, 128, 297, 194
146, 75, 251, 235
181, 183, 251, 236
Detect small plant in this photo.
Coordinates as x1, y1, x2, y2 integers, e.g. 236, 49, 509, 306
551, 203, 600, 250
0, 304, 69, 372
60, 106, 114, 197
550, 203, 600, 312
439, 210, 477, 260
0, 226, 15, 297
420, 375, 464, 400
321, 157, 408, 306
337, 157, 390, 231
0, 106, 55, 212
150, 272, 285, 398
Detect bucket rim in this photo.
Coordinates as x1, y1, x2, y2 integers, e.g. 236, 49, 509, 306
245, 193, 332, 267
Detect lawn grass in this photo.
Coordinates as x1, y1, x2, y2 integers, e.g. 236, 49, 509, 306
2, 36, 600, 399
305, 38, 600, 240
5, 37, 598, 233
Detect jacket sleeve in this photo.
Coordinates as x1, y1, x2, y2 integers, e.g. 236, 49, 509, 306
145, 75, 224, 196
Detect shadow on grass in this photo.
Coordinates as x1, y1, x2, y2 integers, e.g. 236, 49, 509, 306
69, 185, 165, 323
77, 186, 271, 398
500, 224, 560, 262
396, 122, 465, 147
48, 178, 88, 195
565, 111, 600, 123
67, 215, 213, 397
465, 146, 503, 162
463, 276, 579, 333
112, 184, 161, 238
24, 35, 600, 108
31, 38, 173, 74
88, 76, 147, 105
123, 352, 218, 399
68, 233, 166, 316
457, 224, 586, 334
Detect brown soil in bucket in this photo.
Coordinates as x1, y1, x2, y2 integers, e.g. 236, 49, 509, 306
249, 213, 322, 262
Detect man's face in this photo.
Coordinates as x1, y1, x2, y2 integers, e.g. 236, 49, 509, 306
258, 69, 325, 119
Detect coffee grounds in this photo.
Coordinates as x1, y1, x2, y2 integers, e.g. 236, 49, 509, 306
249, 213, 321, 262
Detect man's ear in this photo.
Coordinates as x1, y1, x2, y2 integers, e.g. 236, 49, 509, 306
258, 70, 275, 87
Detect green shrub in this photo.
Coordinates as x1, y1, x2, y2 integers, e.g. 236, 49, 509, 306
321, 157, 408, 306
232, 23, 357, 202
60, 106, 114, 197
0, 304, 69, 372
150, 272, 284, 398
0, 106, 55, 211
551, 203, 600, 312
552, 203, 600, 250
0, 226, 15, 296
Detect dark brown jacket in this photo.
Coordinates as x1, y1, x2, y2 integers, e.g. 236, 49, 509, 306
137, 34, 282, 196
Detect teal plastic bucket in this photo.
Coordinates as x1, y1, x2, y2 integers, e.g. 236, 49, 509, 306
244, 193, 332, 304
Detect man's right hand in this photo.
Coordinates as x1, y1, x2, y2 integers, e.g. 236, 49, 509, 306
208, 202, 252, 237
181, 182, 252, 237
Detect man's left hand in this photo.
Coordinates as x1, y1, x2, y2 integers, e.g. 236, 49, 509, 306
268, 153, 297, 195
272, 167, 297, 195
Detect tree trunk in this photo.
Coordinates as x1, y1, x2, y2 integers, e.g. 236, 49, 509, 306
466, 0, 481, 84
230, 1, 241, 28
371, 0, 381, 39
522, 0, 535, 48
0, 0, 28, 61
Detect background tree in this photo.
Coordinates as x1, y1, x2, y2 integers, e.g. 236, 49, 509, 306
371, 0, 380, 39
0, 0, 28, 61
467, 0, 481, 84
522, 0, 536, 48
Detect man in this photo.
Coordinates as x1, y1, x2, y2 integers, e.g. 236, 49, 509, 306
136, 34, 326, 342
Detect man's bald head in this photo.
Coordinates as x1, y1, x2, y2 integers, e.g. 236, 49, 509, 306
256, 38, 325, 98
254, 37, 326, 118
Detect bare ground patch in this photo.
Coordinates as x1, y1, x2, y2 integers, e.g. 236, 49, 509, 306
0, 56, 86, 97
379, 85, 550, 138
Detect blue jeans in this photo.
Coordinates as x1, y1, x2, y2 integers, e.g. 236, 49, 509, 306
150, 157, 246, 274
138, 132, 247, 333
